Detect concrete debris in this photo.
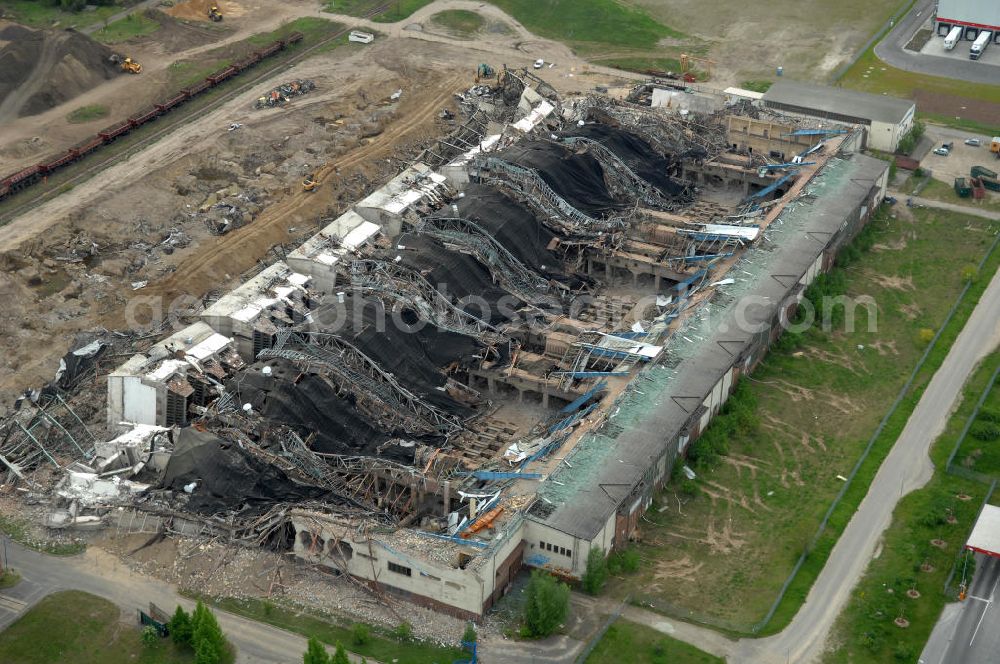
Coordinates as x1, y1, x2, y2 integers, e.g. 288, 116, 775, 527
254, 80, 316, 109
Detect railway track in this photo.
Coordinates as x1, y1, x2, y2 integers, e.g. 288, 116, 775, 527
0, 3, 394, 226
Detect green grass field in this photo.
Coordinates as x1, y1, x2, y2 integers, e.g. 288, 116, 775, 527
0, 0, 120, 29
66, 104, 110, 124
192, 594, 466, 664
608, 207, 1000, 631
585, 620, 723, 664
952, 365, 1000, 477
824, 350, 1000, 662
0, 591, 192, 664
429, 9, 485, 37
93, 11, 160, 44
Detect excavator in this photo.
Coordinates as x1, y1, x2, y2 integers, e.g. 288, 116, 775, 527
302, 173, 319, 192
474, 63, 495, 83
208, 5, 223, 21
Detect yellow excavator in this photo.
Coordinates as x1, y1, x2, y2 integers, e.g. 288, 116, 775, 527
302, 173, 319, 192
120, 56, 142, 74
208, 5, 223, 21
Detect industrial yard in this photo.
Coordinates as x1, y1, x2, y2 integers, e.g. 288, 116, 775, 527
0, 2, 999, 664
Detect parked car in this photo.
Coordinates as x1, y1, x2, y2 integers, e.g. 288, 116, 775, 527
965, 138, 982, 146
533, 59, 544, 69
933, 144, 951, 156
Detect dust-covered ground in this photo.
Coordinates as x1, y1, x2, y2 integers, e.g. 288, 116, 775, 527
0, 13, 634, 412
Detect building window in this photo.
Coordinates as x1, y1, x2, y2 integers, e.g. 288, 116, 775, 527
539, 540, 545, 550
388, 561, 411, 577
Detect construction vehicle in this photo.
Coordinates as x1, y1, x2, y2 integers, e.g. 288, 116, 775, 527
992, 137, 1000, 155
120, 56, 142, 74
475, 63, 495, 83
302, 173, 318, 192
208, 5, 223, 21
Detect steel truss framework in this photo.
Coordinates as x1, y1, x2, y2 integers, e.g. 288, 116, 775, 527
557, 136, 681, 210
260, 329, 463, 437
472, 156, 628, 239
348, 259, 505, 345
0, 394, 95, 479
415, 216, 550, 303
417, 108, 491, 167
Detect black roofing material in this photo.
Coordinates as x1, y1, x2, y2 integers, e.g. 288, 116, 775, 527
497, 140, 624, 216
454, 184, 560, 273
162, 427, 328, 514
227, 360, 404, 458
560, 123, 688, 197
394, 233, 521, 323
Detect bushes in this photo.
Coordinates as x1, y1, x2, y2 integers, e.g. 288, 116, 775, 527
392, 621, 412, 642
581, 547, 608, 595
169, 602, 229, 664
607, 548, 641, 574
685, 380, 758, 469
970, 421, 1000, 441
351, 623, 370, 646
521, 570, 570, 638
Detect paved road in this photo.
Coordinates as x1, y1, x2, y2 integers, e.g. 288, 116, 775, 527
729, 200, 1000, 662
910, 196, 1000, 221
0, 538, 368, 663
922, 555, 1000, 664
874, 0, 1000, 84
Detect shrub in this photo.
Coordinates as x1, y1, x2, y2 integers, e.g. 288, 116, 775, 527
961, 263, 979, 283
970, 421, 1000, 442
141, 625, 161, 648
462, 622, 477, 644
304, 636, 330, 664
918, 328, 935, 345
522, 570, 570, 637
332, 643, 350, 664
978, 409, 1000, 424
581, 547, 608, 595
351, 623, 370, 646
393, 621, 413, 642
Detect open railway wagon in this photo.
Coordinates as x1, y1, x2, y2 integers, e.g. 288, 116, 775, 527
0, 32, 304, 203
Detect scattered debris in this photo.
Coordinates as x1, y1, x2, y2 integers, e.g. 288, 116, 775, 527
254, 80, 316, 109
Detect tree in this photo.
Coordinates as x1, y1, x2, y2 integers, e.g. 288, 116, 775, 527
462, 622, 477, 644
522, 569, 570, 637
331, 643, 350, 664
581, 547, 608, 595
169, 605, 194, 649
303, 637, 330, 664
191, 601, 227, 664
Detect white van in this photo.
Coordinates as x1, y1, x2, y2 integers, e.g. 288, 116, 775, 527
943, 26, 962, 50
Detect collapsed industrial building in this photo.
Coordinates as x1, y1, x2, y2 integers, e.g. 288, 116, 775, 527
0, 71, 889, 620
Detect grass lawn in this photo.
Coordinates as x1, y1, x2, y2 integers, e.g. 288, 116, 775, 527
906, 177, 1000, 215
823, 350, 1000, 662
0, 0, 120, 29
741, 80, 772, 93
0, 570, 20, 589
952, 363, 1000, 478
322, 0, 434, 22
66, 104, 110, 124
0, 590, 192, 664
93, 11, 160, 44
429, 9, 484, 37
585, 619, 723, 664
607, 206, 1000, 631
192, 594, 466, 664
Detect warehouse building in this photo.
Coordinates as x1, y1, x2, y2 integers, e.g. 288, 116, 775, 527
937, 0, 1000, 41
762, 80, 915, 152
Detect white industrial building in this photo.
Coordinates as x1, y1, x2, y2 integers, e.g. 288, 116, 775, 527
284, 210, 381, 294
199, 262, 314, 361
761, 80, 916, 152
107, 322, 243, 428
355, 162, 452, 237
937, 0, 1000, 40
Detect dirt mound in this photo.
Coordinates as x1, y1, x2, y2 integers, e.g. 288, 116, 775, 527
165, 0, 244, 22
0, 23, 119, 120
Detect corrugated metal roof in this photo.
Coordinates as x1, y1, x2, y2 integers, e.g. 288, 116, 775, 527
762, 80, 914, 125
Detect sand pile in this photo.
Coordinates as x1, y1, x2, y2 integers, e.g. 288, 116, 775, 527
0, 23, 119, 119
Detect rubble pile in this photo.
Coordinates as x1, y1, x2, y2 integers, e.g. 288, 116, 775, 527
195, 183, 267, 235
254, 79, 316, 109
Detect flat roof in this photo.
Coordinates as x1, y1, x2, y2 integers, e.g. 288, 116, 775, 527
533, 152, 888, 541
967, 504, 1000, 558
763, 80, 914, 125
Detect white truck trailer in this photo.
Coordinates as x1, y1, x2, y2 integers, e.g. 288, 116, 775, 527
970, 31, 993, 60
944, 26, 963, 50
